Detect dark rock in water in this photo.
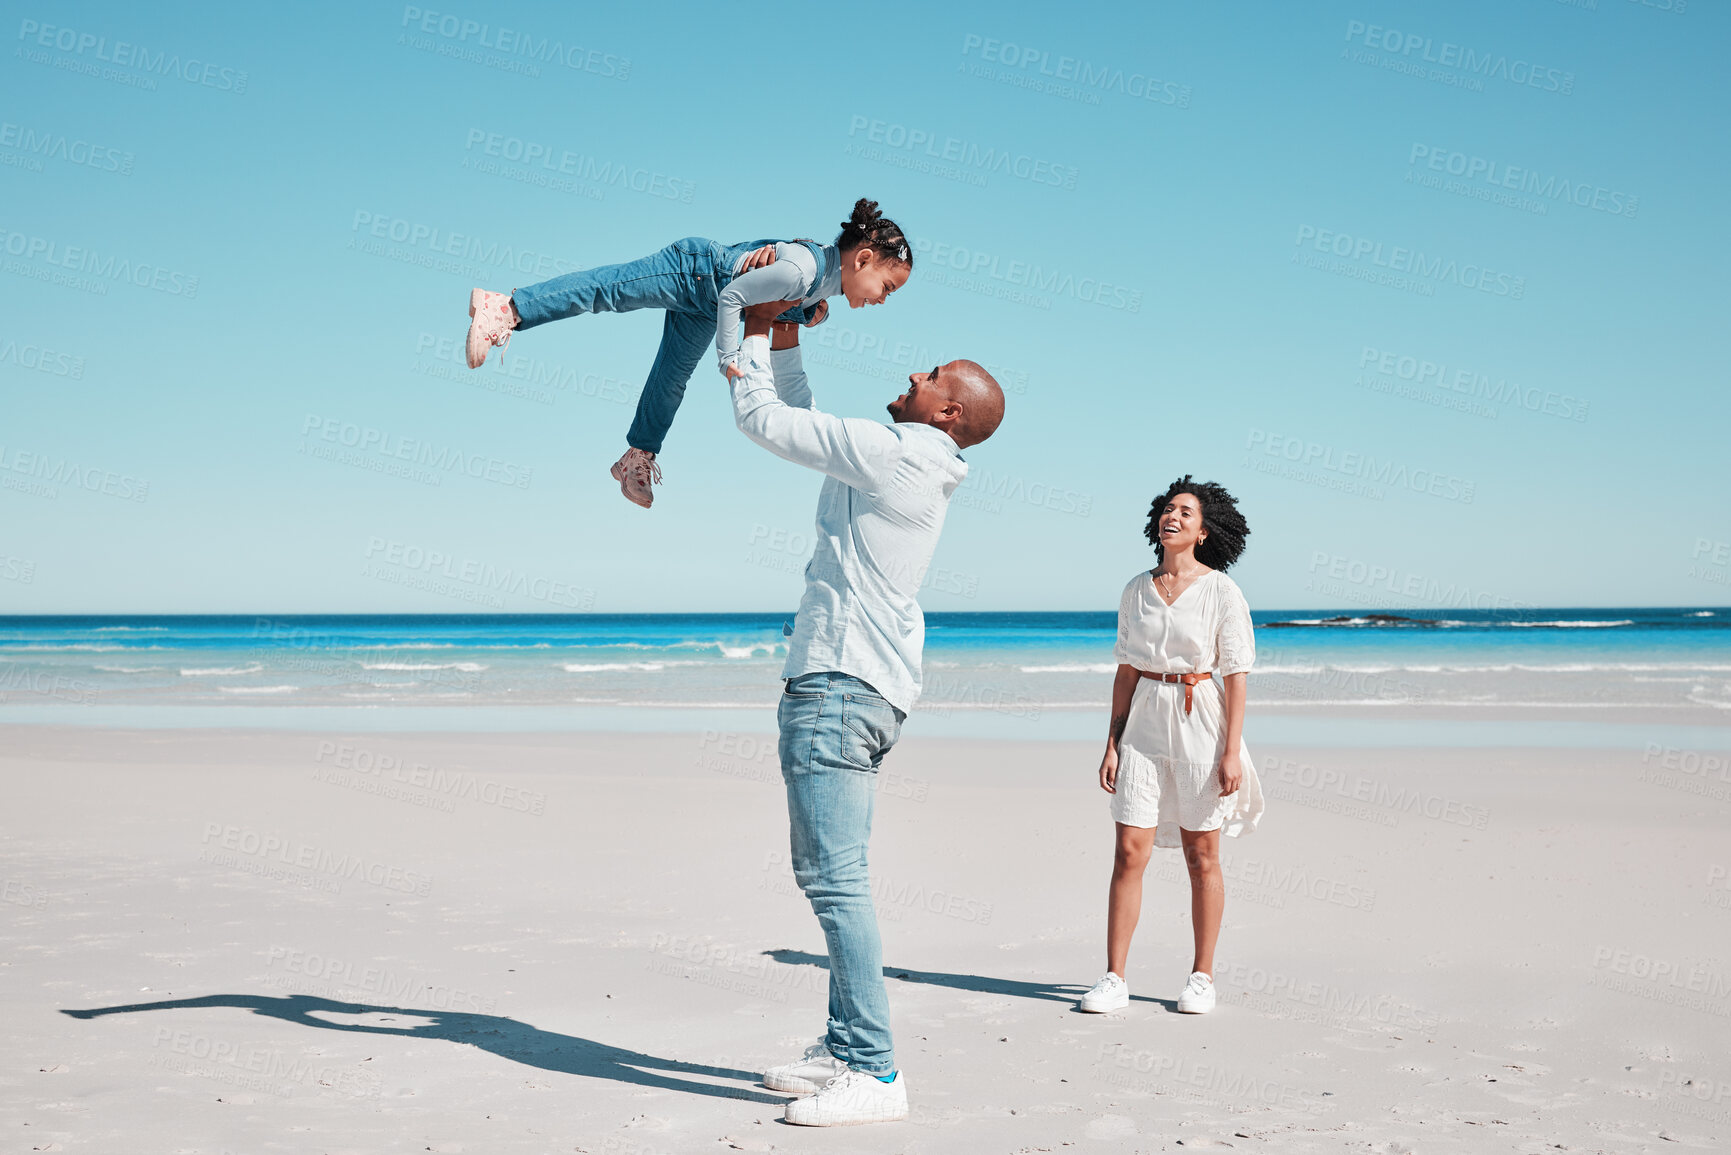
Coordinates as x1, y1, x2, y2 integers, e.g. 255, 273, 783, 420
1264, 613, 1440, 628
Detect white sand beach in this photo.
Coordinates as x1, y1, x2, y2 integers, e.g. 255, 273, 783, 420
4, 723, 1728, 1152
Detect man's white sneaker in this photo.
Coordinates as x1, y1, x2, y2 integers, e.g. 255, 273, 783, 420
1078, 972, 1130, 1013
784, 1068, 908, 1127
466, 288, 517, 368
763, 1039, 848, 1095
610, 448, 661, 508
1176, 971, 1216, 1014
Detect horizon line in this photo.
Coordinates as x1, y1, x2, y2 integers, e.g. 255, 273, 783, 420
0, 607, 1724, 618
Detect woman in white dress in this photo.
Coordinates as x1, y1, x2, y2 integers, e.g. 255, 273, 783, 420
1079, 475, 1263, 1015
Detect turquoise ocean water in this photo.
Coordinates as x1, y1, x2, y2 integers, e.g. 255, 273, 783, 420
1, 610, 1725, 732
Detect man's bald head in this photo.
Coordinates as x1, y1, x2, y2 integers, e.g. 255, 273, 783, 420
886, 359, 1006, 450
942, 359, 1005, 448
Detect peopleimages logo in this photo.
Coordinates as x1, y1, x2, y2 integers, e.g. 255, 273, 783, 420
1294, 225, 1526, 299
1245, 428, 1475, 504
362, 537, 596, 611
314, 741, 546, 816
16, 18, 249, 93
266, 945, 498, 1013
846, 116, 1079, 189
962, 468, 1093, 517
1342, 20, 1574, 94
959, 34, 1192, 108
911, 237, 1142, 313
1358, 346, 1588, 421
461, 130, 695, 204
0, 227, 199, 297
0, 445, 149, 502
0, 120, 133, 174
1589, 945, 1731, 1015
398, 7, 629, 79
199, 823, 433, 896
0, 336, 84, 378
1261, 755, 1490, 829
300, 415, 533, 489
349, 211, 577, 278
1305, 551, 1533, 614
1408, 144, 1637, 219
807, 322, 1030, 396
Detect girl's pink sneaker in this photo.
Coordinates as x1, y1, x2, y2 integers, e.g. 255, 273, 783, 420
610, 448, 662, 509
466, 288, 517, 368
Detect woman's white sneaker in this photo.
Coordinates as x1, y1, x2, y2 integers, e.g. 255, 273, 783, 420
1078, 972, 1130, 1013
763, 1039, 847, 1095
1176, 971, 1216, 1013
784, 1068, 908, 1127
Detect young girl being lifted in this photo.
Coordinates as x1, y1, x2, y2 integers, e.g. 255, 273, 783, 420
464, 198, 913, 508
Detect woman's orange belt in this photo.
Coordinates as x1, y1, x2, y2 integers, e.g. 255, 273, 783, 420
1138, 669, 1212, 715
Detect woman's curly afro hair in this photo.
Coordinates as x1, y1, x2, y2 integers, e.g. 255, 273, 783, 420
1143, 474, 1250, 571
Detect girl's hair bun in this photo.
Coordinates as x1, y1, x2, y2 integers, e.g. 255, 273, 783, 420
836, 197, 911, 267
849, 198, 883, 228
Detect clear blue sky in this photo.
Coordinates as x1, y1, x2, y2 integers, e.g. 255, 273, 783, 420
2, 0, 1725, 614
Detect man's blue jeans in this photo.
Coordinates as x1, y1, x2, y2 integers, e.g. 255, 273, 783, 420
777, 671, 905, 1075
509, 237, 730, 455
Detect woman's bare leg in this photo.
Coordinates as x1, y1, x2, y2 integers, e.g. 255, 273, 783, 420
1180, 827, 1223, 976
1106, 822, 1156, 977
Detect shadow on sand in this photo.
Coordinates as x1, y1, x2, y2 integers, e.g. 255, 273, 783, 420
765, 949, 1176, 1010
61, 993, 784, 1104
